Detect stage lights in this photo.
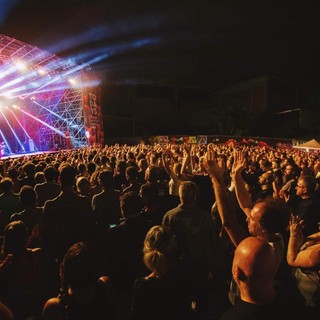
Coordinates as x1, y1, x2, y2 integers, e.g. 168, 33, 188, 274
37, 68, 48, 76
0, 35, 94, 152
14, 60, 28, 72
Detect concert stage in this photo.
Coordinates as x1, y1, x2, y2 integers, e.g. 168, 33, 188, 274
0, 34, 104, 156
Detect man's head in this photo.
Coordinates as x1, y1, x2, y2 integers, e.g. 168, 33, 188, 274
247, 198, 290, 236
144, 165, 162, 183
43, 166, 58, 183
19, 185, 37, 207
59, 164, 76, 188
295, 175, 316, 199
0, 177, 13, 194
232, 237, 277, 289
179, 181, 198, 205
98, 170, 114, 189
22, 161, 36, 177
125, 166, 139, 182
138, 158, 148, 171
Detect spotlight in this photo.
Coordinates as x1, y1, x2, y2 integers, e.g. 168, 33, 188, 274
14, 60, 28, 72
68, 77, 77, 85
37, 68, 48, 76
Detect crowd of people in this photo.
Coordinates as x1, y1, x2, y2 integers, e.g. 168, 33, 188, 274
0, 141, 320, 319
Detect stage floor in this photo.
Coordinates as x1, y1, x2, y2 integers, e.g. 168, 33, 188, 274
0, 150, 60, 160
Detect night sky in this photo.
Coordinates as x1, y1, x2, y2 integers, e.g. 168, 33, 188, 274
1, 0, 320, 95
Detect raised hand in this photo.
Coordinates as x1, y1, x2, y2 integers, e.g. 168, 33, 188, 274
204, 149, 225, 180
289, 214, 304, 246
232, 150, 246, 177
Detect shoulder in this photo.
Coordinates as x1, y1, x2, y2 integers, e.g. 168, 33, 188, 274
35, 182, 46, 189
43, 197, 57, 208
10, 212, 23, 221
163, 207, 179, 218
0, 300, 14, 320
42, 297, 64, 320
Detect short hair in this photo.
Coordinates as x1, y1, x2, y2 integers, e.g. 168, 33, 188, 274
179, 181, 198, 203
76, 177, 91, 195
260, 160, 271, 168
44, 166, 58, 182
299, 175, 317, 195
22, 161, 36, 176
87, 162, 96, 175
143, 225, 178, 276
138, 158, 148, 170
7, 167, 19, 179
145, 165, 162, 183
19, 185, 37, 207
256, 198, 290, 234
59, 164, 76, 187
0, 177, 13, 193
125, 166, 138, 180
101, 155, 109, 165
77, 163, 87, 173
99, 170, 114, 189
116, 160, 127, 173
34, 172, 46, 184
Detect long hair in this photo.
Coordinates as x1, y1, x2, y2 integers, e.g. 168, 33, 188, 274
143, 225, 178, 276
59, 241, 103, 292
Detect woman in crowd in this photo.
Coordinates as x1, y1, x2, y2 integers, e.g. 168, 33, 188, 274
131, 225, 208, 320
42, 241, 119, 320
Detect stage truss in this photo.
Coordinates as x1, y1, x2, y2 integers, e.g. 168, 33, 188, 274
0, 34, 89, 154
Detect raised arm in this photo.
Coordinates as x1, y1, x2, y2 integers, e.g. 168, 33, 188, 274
204, 149, 248, 247
181, 147, 193, 178
287, 215, 320, 267
231, 150, 253, 217
161, 148, 174, 177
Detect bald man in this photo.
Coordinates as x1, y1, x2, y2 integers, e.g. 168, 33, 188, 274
219, 236, 298, 319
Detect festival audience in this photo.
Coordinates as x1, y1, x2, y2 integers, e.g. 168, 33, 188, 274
1, 141, 320, 319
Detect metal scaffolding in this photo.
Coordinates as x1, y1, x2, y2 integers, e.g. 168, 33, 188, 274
0, 34, 88, 152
